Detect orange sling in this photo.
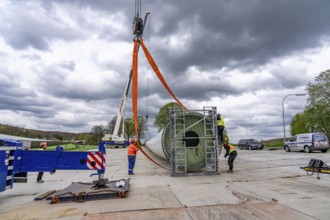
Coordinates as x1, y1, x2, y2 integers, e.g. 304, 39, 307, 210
131, 38, 188, 170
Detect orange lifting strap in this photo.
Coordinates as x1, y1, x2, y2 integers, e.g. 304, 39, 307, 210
132, 39, 139, 137
139, 39, 188, 112
132, 38, 188, 170
132, 39, 169, 170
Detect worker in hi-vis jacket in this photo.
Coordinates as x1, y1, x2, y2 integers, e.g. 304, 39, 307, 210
217, 114, 225, 144
127, 139, 139, 175
224, 142, 237, 173
36, 142, 47, 183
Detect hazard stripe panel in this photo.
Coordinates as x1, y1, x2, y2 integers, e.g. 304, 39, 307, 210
87, 152, 105, 170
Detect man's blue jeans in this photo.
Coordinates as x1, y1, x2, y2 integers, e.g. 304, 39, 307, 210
128, 155, 136, 174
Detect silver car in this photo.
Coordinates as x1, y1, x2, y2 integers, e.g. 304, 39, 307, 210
284, 133, 329, 153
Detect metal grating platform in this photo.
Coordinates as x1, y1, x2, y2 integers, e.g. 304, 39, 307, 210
35, 178, 130, 203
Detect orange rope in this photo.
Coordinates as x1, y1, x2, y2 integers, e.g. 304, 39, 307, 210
139, 39, 188, 111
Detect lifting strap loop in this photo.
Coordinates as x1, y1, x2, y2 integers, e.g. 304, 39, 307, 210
139, 39, 188, 111
133, 38, 192, 171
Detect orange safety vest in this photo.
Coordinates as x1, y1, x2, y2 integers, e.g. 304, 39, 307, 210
229, 144, 236, 154
128, 143, 138, 156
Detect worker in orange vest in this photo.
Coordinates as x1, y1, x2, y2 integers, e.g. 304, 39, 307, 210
224, 142, 237, 173
36, 142, 47, 183
128, 139, 139, 175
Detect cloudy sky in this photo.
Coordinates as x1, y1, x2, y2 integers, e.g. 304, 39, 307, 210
0, 0, 329, 143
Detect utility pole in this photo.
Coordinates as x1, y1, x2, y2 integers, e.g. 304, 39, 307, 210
282, 93, 306, 145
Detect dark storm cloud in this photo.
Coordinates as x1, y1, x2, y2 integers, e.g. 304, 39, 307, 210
42, 0, 131, 13
5, 0, 329, 72
0, 73, 36, 98
0, 81, 56, 119
249, 68, 311, 91
143, 0, 330, 76
33, 62, 126, 101
146, 75, 241, 101
2, 1, 126, 51
1, 9, 84, 51
271, 73, 309, 89
52, 0, 142, 42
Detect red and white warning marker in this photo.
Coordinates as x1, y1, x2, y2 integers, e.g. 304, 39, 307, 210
87, 152, 106, 170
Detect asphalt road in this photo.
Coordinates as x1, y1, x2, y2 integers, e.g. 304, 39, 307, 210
0, 147, 329, 220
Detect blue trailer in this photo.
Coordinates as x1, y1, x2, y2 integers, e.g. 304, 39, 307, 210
0, 138, 106, 192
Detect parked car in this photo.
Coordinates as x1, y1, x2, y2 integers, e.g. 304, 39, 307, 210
237, 139, 264, 150
284, 133, 329, 153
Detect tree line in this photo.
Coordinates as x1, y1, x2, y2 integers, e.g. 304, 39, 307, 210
290, 69, 330, 138
90, 116, 147, 144
0, 124, 80, 141
0, 102, 185, 146
0, 115, 148, 145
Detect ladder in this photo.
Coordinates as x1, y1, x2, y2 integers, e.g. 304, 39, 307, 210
170, 108, 187, 175
203, 106, 216, 137
203, 107, 218, 172
169, 107, 219, 176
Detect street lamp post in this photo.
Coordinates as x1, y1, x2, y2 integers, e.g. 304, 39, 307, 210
282, 93, 306, 145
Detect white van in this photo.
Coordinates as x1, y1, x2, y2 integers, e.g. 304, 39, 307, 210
284, 133, 329, 153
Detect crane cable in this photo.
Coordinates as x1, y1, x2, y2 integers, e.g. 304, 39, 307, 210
144, 15, 151, 141
132, 38, 188, 171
